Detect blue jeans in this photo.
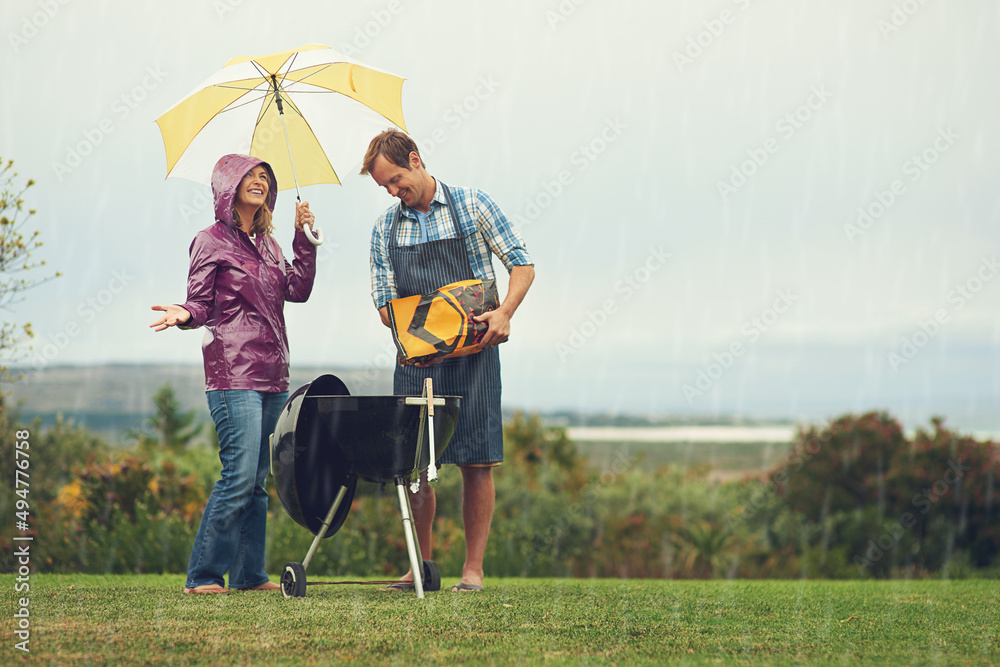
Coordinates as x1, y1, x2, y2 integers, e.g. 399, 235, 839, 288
185, 389, 288, 589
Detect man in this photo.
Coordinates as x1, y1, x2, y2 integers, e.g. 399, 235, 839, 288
362, 129, 534, 592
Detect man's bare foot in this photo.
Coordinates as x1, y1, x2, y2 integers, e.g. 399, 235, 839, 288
381, 574, 414, 592
456, 568, 484, 590
451, 567, 485, 592
183, 584, 230, 594
451, 581, 484, 592
382, 581, 416, 591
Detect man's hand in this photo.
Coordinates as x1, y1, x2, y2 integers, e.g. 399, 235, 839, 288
472, 307, 511, 349
472, 265, 534, 349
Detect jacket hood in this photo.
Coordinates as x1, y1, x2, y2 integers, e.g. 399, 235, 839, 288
211, 154, 278, 226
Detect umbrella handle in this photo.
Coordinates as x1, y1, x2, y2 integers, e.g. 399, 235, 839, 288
304, 222, 323, 246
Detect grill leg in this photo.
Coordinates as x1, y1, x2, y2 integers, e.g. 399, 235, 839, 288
403, 480, 426, 566
395, 476, 425, 598
302, 483, 350, 572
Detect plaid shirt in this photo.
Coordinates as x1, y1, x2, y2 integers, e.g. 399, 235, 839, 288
370, 180, 533, 308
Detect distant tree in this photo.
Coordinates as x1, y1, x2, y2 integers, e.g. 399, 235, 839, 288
672, 520, 737, 578
504, 411, 579, 473
130, 383, 202, 453
0, 158, 60, 384
890, 417, 1000, 570
775, 412, 1000, 576
778, 411, 907, 523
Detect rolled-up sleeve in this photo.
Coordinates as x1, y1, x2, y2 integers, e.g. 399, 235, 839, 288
179, 232, 216, 330
370, 211, 397, 309
284, 229, 317, 303
475, 190, 533, 270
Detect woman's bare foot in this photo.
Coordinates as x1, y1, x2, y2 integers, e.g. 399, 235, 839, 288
183, 584, 230, 594
238, 581, 280, 592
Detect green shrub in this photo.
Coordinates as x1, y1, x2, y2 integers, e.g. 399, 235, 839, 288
9, 400, 999, 581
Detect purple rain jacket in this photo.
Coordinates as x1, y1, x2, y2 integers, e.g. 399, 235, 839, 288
179, 154, 316, 392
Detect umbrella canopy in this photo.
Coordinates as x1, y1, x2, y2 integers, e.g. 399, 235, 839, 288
155, 43, 407, 191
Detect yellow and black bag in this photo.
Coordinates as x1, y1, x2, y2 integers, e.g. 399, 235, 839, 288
387, 279, 500, 365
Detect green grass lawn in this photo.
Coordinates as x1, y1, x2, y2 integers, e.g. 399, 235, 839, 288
4, 576, 998, 665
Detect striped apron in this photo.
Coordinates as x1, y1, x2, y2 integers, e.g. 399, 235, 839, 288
388, 182, 503, 466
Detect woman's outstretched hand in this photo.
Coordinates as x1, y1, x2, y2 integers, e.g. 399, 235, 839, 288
150, 304, 191, 332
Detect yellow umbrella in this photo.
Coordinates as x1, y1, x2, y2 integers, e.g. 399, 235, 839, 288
155, 43, 407, 244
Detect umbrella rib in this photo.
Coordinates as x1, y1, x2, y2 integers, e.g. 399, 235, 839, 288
212, 84, 263, 92
282, 51, 301, 77
276, 53, 339, 91
280, 64, 334, 93
242, 59, 280, 126
250, 59, 271, 81
248, 58, 288, 120
282, 99, 306, 121
217, 92, 270, 114
268, 89, 335, 94
276, 51, 321, 91
278, 94, 340, 183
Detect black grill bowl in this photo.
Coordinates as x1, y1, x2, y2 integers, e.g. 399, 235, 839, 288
311, 394, 461, 484
272, 375, 356, 538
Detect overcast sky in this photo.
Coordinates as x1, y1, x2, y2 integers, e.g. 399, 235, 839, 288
2, 0, 998, 429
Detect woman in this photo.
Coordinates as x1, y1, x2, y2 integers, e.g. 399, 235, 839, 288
150, 154, 317, 594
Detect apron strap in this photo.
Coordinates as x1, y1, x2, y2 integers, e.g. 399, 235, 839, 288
388, 180, 464, 247
439, 182, 464, 239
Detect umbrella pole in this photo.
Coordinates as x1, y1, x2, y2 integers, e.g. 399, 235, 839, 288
273, 76, 323, 246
